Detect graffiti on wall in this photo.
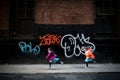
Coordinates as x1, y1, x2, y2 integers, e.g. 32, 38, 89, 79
60, 34, 96, 58
18, 41, 40, 55
39, 34, 62, 46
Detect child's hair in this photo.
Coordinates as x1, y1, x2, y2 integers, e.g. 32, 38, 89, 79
85, 47, 91, 50
48, 47, 54, 53
48, 47, 52, 51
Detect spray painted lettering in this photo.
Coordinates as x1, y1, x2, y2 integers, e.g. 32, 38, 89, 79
60, 34, 96, 58
18, 41, 40, 55
39, 34, 62, 46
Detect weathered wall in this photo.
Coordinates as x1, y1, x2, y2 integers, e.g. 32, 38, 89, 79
35, 0, 95, 24
0, 0, 9, 30
0, 0, 9, 38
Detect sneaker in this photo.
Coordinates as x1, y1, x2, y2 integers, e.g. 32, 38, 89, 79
60, 61, 64, 64
85, 66, 88, 68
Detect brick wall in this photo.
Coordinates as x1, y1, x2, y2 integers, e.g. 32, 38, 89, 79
35, 0, 95, 24
0, 0, 9, 30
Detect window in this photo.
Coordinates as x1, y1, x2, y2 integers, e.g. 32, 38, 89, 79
10, 0, 35, 37
95, 0, 116, 35
96, 0, 114, 16
10, 0, 34, 18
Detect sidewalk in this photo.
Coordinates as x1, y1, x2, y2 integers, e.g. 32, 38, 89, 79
0, 64, 120, 74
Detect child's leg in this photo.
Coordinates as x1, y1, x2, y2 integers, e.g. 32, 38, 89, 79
85, 58, 89, 68
85, 58, 93, 68
86, 62, 88, 67
49, 60, 52, 68
92, 59, 96, 63
57, 58, 64, 64
57, 60, 64, 64
53, 58, 64, 64
53, 58, 59, 63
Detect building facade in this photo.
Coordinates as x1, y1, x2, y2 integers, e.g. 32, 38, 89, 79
0, 0, 120, 63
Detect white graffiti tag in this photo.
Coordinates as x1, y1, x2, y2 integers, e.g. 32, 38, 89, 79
60, 34, 96, 58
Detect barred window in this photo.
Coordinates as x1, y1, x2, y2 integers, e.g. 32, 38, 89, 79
10, 0, 34, 18
96, 0, 114, 16
95, 0, 116, 34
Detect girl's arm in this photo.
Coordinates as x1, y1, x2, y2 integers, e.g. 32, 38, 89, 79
45, 52, 51, 59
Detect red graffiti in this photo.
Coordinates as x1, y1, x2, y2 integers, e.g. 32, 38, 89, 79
39, 34, 62, 46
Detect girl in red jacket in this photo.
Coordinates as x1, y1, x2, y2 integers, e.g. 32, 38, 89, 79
84, 48, 95, 68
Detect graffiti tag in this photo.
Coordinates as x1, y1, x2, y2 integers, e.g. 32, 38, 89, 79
18, 41, 40, 55
60, 34, 96, 58
39, 34, 62, 46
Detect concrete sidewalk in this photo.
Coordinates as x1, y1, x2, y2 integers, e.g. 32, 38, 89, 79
0, 64, 120, 74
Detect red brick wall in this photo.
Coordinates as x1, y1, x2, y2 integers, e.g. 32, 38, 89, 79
35, 0, 95, 24
0, 0, 9, 30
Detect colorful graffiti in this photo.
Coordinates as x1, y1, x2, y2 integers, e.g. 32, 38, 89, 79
39, 34, 62, 46
60, 34, 96, 58
18, 41, 40, 55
